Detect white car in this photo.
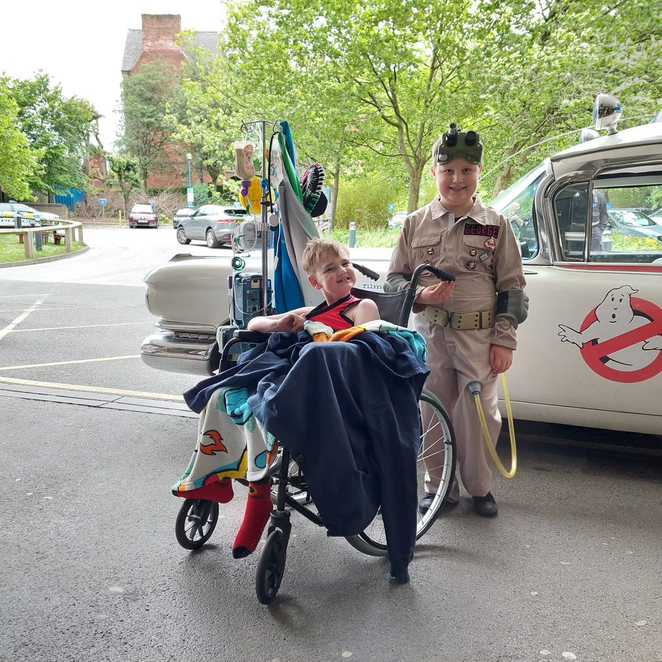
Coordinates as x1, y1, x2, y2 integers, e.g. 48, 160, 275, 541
388, 211, 408, 229
141, 98, 662, 435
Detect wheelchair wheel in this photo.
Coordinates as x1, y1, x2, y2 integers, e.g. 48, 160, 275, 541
175, 499, 219, 550
256, 528, 288, 604
346, 390, 456, 556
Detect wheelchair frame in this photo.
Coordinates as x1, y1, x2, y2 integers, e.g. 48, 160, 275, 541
174, 264, 458, 604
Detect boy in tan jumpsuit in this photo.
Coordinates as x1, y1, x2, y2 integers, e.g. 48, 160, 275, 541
386, 125, 526, 517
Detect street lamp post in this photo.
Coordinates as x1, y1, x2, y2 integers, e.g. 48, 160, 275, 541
186, 153, 194, 208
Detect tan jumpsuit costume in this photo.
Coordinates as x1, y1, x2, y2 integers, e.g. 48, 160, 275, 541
387, 196, 526, 498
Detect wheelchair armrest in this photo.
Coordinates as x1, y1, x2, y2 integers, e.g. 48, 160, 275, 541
232, 330, 272, 343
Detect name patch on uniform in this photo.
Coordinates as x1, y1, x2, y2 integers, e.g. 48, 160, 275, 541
464, 224, 499, 238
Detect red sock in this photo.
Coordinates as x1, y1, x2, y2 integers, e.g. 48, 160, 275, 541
232, 481, 272, 559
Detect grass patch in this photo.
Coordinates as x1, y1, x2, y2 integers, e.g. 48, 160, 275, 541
328, 227, 401, 248
0, 234, 86, 265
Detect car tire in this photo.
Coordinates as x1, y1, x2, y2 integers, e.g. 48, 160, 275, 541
206, 228, 220, 249
176, 226, 191, 245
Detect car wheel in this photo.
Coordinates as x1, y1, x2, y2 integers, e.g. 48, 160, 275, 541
206, 228, 220, 249
176, 226, 191, 245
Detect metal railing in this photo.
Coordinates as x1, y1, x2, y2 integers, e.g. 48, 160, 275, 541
0, 220, 84, 260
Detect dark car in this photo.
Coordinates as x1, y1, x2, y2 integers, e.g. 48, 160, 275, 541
607, 208, 662, 243
0, 202, 41, 228
175, 204, 248, 248
129, 203, 158, 228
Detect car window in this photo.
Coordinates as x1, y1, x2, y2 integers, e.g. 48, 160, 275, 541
490, 164, 545, 260
224, 208, 247, 217
0, 204, 14, 212
553, 182, 590, 260
589, 178, 662, 264
132, 204, 153, 213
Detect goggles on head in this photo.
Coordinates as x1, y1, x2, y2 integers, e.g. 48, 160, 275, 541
434, 123, 483, 165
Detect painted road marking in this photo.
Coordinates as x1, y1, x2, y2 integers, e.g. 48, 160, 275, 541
9, 322, 147, 333
0, 293, 49, 299
0, 376, 182, 401
0, 355, 141, 371
0, 297, 46, 341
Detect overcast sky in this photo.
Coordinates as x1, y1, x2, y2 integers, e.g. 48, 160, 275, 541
0, 1, 227, 150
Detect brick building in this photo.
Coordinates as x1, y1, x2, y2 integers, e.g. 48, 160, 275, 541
121, 14, 219, 190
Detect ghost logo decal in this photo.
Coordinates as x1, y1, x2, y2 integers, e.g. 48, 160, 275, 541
558, 285, 662, 383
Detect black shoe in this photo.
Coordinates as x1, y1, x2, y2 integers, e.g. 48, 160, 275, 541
472, 492, 498, 518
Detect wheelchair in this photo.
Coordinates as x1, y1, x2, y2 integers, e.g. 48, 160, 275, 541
174, 264, 457, 604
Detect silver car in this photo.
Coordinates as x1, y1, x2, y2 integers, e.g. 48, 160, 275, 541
0, 203, 41, 228
175, 204, 248, 248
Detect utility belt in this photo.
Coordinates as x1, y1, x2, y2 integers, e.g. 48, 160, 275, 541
422, 306, 494, 330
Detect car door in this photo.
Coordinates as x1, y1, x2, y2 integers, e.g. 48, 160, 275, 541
507, 166, 662, 433
191, 206, 207, 240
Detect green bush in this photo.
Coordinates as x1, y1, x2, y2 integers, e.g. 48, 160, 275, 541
336, 176, 394, 230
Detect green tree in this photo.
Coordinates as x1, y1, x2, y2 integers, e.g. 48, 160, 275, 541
0, 81, 41, 200
8, 73, 97, 197
108, 155, 141, 219
120, 62, 180, 190
167, 40, 240, 189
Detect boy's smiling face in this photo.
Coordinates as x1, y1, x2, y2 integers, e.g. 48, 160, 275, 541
433, 157, 481, 212
308, 250, 356, 303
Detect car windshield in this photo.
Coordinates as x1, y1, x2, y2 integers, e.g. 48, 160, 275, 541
489, 163, 546, 212
133, 204, 153, 213
619, 210, 656, 227
0, 204, 14, 212
15, 204, 35, 212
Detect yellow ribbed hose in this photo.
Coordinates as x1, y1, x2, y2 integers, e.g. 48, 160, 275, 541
471, 374, 517, 479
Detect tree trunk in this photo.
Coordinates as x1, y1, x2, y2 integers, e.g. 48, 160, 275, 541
330, 156, 341, 231
493, 163, 515, 198
407, 160, 425, 212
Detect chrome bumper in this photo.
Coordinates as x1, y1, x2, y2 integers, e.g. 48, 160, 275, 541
141, 329, 218, 375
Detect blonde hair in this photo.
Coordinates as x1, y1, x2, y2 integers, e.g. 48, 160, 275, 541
302, 238, 349, 275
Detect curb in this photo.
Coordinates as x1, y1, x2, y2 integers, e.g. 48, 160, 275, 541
0, 245, 89, 268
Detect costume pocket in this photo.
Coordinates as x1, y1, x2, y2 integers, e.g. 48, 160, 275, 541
411, 232, 442, 269
462, 235, 495, 273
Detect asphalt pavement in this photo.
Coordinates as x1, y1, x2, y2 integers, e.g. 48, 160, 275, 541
1, 227, 660, 662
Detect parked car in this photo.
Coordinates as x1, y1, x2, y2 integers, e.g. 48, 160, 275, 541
37, 210, 61, 225
129, 203, 158, 228
607, 208, 662, 243
172, 207, 195, 228
0, 202, 41, 228
649, 207, 662, 224
174, 204, 248, 248
387, 211, 408, 229
142, 96, 662, 436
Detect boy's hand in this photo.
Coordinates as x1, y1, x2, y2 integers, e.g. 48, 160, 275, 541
416, 281, 455, 307
489, 344, 513, 375
274, 313, 306, 332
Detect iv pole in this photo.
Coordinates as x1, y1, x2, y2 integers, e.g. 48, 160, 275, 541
240, 119, 278, 316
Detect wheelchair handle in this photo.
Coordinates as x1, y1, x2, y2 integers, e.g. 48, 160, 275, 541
398, 264, 456, 326
352, 262, 380, 281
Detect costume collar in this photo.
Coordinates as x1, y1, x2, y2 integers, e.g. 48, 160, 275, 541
431, 195, 489, 225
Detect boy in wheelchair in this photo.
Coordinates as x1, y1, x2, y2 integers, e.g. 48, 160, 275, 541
173, 239, 444, 581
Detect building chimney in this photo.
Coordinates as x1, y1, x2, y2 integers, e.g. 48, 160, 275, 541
141, 14, 181, 51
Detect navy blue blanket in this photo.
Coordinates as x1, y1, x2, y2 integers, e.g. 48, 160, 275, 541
184, 331, 429, 575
